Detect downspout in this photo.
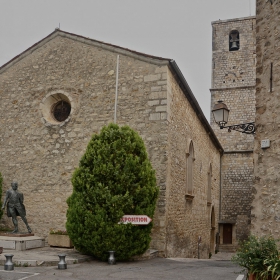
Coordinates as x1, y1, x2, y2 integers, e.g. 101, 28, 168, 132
219, 153, 222, 222
218, 151, 223, 247
114, 55, 120, 124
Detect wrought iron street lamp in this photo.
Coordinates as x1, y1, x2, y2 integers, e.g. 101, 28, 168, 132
212, 101, 256, 134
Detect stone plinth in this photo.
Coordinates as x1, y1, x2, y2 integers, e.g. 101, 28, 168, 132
0, 236, 45, 251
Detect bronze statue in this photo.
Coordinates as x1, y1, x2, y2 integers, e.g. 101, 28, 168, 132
1, 182, 32, 234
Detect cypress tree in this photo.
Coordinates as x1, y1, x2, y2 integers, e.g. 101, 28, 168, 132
66, 123, 158, 261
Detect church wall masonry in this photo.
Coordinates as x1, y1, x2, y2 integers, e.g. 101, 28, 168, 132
252, 1, 280, 236
220, 153, 253, 241
0, 30, 222, 258
166, 69, 221, 258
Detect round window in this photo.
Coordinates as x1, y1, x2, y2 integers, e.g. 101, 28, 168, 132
52, 101, 71, 122
40, 92, 73, 126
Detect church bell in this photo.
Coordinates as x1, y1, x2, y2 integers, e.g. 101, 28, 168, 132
230, 31, 239, 51
230, 41, 239, 50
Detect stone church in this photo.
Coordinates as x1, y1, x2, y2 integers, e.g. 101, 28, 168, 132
0, 29, 222, 258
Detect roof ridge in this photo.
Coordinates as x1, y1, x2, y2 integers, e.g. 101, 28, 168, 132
0, 29, 171, 72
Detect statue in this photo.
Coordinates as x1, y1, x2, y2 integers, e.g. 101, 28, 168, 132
1, 182, 32, 234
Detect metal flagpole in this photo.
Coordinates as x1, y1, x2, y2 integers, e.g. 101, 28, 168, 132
114, 55, 120, 124
249, 0, 251, 16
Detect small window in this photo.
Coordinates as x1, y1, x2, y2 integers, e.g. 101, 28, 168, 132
229, 30, 240, 51
186, 141, 194, 195
207, 164, 212, 204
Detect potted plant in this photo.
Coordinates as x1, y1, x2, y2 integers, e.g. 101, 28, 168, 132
48, 229, 73, 248
231, 235, 280, 280
256, 257, 280, 280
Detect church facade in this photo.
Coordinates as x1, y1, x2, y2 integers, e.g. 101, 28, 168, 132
0, 29, 222, 258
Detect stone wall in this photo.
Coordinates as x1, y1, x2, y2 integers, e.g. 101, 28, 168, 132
221, 152, 253, 241
0, 32, 169, 254
210, 88, 255, 150
252, 1, 280, 236
210, 17, 256, 245
165, 69, 221, 258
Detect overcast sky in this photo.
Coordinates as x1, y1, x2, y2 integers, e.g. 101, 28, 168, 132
0, 0, 256, 120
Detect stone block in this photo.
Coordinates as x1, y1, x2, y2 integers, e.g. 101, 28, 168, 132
157, 81, 167, 85
161, 113, 167, 120
149, 92, 166, 99
144, 74, 161, 82
156, 106, 167, 112
148, 100, 160, 106
155, 67, 167, 73
48, 234, 73, 248
149, 113, 161, 121
151, 86, 161, 92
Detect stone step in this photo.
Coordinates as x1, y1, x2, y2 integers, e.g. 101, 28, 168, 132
218, 244, 237, 253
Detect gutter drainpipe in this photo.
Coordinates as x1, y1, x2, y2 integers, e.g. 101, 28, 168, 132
114, 55, 120, 124
218, 152, 222, 247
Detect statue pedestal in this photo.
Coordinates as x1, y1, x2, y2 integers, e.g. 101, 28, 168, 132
0, 233, 34, 237
0, 234, 45, 251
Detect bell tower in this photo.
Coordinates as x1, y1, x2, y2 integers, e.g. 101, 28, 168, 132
210, 17, 256, 250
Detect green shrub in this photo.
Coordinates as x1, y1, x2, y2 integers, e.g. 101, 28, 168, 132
66, 123, 159, 261
231, 235, 280, 279
0, 173, 3, 220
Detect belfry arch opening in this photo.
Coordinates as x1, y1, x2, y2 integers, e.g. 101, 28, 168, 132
229, 30, 240, 51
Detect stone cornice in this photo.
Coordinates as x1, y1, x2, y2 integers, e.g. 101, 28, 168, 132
223, 150, 254, 154
212, 16, 256, 25
210, 85, 255, 92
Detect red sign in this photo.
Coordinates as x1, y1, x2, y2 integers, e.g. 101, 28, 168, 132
119, 215, 152, 225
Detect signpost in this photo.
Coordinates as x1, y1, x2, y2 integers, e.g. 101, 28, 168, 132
119, 215, 152, 225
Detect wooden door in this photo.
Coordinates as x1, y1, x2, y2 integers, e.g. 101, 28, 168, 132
223, 224, 232, 244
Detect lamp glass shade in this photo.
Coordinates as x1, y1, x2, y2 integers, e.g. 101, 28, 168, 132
212, 102, 229, 125
223, 109, 229, 124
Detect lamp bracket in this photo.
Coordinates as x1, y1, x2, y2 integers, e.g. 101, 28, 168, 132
220, 122, 255, 134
